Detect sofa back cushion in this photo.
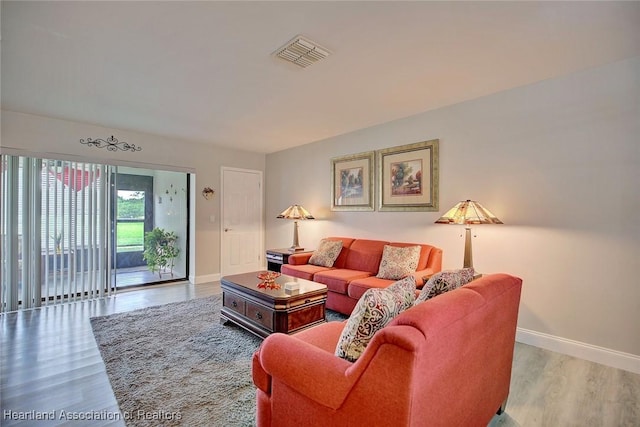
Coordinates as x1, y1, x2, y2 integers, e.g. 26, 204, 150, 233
344, 239, 389, 273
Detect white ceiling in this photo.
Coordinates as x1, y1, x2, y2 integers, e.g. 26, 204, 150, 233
2, 1, 640, 154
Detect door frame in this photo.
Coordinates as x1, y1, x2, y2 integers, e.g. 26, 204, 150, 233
220, 167, 264, 276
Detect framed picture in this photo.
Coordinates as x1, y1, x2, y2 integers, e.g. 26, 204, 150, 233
377, 139, 439, 211
331, 151, 375, 211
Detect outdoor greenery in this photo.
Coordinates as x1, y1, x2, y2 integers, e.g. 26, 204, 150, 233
117, 191, 145, 252
143, 227, 179, 277
117, 192, 145, 219
117, 222, 144, 252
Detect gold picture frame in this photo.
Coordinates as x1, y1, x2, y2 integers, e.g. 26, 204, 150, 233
331, 151, 375, 211
377, 139, 439, 212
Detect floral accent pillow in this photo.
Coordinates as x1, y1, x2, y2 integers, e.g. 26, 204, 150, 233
414, 268, 475, 305
387, 276, 417, 311
335, 277, 416, 362
376, 245, 421, 280
308, 239, 343, 267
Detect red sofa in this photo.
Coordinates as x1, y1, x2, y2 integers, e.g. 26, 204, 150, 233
252, 273, 523, 427
281, 237, 443, 315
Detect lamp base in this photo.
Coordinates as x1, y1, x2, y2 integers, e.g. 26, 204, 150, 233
289, 221, 303, 253
463, 227, 474, 269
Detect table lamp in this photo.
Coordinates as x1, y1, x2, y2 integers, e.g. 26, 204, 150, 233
435, 200, 502, 269
277, 204, 315, 252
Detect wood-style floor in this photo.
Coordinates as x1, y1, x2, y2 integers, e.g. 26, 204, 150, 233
1, 282, 639, 427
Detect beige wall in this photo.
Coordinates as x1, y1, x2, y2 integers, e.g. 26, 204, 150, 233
265, 57, 640, 370
2, 56, 637, 372
0, 110, 266, 282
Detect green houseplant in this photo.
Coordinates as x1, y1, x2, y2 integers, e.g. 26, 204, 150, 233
143, 227, 179, 277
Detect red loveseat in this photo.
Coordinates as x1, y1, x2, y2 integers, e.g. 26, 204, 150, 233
252, 273, 523, 427
281, 237, 443, 315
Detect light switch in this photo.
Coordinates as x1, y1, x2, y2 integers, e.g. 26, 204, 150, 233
209, 215, 216, 223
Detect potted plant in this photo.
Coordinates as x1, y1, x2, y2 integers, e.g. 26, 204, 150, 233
143, 227, 179, 277
51, 231, 63, 254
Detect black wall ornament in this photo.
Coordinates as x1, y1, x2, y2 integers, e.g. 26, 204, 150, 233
79, 135, 142, 152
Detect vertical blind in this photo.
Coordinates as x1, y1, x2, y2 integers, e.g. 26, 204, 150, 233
0, 155, 114, 312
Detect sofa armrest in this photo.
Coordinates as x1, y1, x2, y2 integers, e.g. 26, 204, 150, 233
410, 268, 436, 288
287, 252, 313, 265
258, 333, 361, 409
426, 247, 443, 272
257, 326, 425, 410
252, 351, 271, 394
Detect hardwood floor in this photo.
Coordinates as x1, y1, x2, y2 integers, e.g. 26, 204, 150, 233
1, 281, 220, 427
1, 282, 639, 426
488, 345, 640, 427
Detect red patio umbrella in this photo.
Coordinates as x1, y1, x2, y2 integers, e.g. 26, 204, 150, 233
51, 167, 100, 191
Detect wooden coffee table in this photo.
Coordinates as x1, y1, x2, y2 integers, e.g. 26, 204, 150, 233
220, 271, 328, 338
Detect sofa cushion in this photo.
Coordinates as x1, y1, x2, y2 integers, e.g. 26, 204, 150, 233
281, 264, 333, 281
414, 268, 475, 304
309, 239, 343, 267
335, 276, 416, 362
376, 245, 421, 280
313, 269, 373, 295
343, 239, 389, 273
347, 276, 396, 300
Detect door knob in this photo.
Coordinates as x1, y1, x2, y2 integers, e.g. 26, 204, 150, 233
224, 228, 232, 232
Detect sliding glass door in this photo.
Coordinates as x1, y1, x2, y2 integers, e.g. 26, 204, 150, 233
111, 167, 189, 288
0, 155, 189, 312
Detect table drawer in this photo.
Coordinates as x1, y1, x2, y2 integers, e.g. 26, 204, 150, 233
246, 301, 274, 330
266, 252, 284, 263
288, 293, 326, 308
223, 292, 246, 315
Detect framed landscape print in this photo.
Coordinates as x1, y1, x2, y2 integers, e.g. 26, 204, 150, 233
331, 151, 375, 211
377, 139, 439, 211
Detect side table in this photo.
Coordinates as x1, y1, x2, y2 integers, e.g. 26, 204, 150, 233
266, 248, 314, 273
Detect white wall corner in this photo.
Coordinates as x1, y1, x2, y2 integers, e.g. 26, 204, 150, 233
516, 328, 640, 375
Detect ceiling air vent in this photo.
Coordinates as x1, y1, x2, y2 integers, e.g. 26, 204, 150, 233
274, 35, 331, 68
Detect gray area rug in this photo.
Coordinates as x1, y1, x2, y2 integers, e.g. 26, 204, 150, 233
90, 294, 347, 427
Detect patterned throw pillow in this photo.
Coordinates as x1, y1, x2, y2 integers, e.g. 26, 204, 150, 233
376, 245, 421, 280
308, 239, 343, 267
335, 277, 416, 362
414, 268, 475, 305
387, 276, 417, 310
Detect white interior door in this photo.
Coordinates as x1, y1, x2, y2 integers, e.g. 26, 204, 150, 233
221, 167, 263, 275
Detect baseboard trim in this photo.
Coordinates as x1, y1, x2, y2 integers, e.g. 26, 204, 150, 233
191, 274, 221, 284
516, 328, 640, 375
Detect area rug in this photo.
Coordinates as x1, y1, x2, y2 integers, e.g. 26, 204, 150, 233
90, 295, 347, 427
